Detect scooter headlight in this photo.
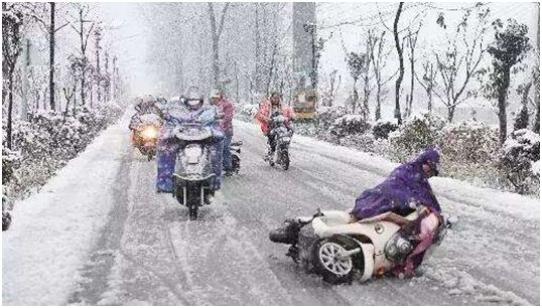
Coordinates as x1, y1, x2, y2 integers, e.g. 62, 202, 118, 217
141, 126, 159, 139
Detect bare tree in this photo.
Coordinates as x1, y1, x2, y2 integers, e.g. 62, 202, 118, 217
26, 3, 69, 111
433, 6, 490, 122
369, 30, 394, 120
345, 51, 365, 114
415, 60, 438, 113
69, 3, 97, 107
392, 2, 405, 125
322, 70, 341, 107
2, 3, 25, 149
47, 3, 69, 111
208, 2, 230, 88
404, 25, 421, 118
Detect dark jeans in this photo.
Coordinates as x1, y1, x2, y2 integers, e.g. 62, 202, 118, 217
267, 133, 277, 153
223, 134, 233, 171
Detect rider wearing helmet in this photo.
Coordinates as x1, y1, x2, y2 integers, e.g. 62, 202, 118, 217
156, 86, 224, 193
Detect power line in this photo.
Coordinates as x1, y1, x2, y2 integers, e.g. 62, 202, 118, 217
420, 2, 489, 12
318, 3, 425, 30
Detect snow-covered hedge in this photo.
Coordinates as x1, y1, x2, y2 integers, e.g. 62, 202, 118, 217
441, 121, 499, 165
315, 106, 348, 131
329, 114, 371, 138
437, 121, 501, 186
237, 103, 259, 121
2, 148, 20, 231
372, 119, 399, 140
388, 112, 446, 162
4, 102, 124, 199
498, 129, 540, 194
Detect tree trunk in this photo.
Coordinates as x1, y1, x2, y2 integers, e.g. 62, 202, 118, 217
498, 66, 511, 144
408, 47, 414, 118
352, 79, 358, 114
96, 48, 101, 103
7, 72, 14, 149
447, 105, 455, 123
427, 66, 433, 113
79, 9, 86, 106
427, 88, 432, 113
534, 99, 540, 133
49, 2, 56, 111
212, 35, 219, 87
375, 83, 382, 120
393, 2, 404, 125
81, 73, 86, 106
104, 52, 110, 101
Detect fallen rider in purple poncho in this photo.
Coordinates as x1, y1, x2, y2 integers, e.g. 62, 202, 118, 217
348, 148, 443, 278
269, 149, 445, 278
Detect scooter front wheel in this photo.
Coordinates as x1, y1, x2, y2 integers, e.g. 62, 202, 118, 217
312, 237, 363, 284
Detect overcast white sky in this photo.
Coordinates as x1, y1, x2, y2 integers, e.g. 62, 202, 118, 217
98, 1, 539, 115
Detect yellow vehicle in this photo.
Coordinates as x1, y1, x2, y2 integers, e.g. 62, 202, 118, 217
292, 89, 318, 120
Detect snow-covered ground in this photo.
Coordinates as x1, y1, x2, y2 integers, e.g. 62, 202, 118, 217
2, 118, 539, 305
2, 114, 129, 305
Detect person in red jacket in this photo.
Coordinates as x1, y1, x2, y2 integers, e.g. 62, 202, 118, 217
255, 92, 296, 160
210, 89, 235, 176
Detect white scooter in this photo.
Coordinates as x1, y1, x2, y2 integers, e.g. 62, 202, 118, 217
269, 208, 453, 284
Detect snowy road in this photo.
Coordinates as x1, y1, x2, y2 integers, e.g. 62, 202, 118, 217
3, 118, 540, 305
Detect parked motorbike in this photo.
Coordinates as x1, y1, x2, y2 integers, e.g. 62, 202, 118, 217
172, 123, 217, 220
269, 208, 453, 284
230, 140, 242, 174
268, 114, 292, 170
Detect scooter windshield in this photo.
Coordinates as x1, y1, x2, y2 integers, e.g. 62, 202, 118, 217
175, 124, 213, 141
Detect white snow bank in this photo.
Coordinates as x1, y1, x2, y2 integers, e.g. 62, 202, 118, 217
235, 119, 540, 221
2, 115, 128, 305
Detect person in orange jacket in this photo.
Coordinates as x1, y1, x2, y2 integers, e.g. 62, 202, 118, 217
255, 92, 296, 160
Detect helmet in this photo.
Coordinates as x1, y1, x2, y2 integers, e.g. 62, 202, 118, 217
210, 89, 221, 100
182, 86, 204, 109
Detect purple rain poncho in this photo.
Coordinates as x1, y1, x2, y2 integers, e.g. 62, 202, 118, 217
350, 149, 441, 220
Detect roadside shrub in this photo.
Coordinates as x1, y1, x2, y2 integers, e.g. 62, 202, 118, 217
498, 129, 540, 194
389, 112, 446, 162
6, 102, 124, 198
372, 119, 399, 140
439, 121, 501, 185
329, 114, 371, 138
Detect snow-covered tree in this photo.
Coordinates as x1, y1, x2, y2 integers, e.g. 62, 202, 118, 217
484, 18, 531, 144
